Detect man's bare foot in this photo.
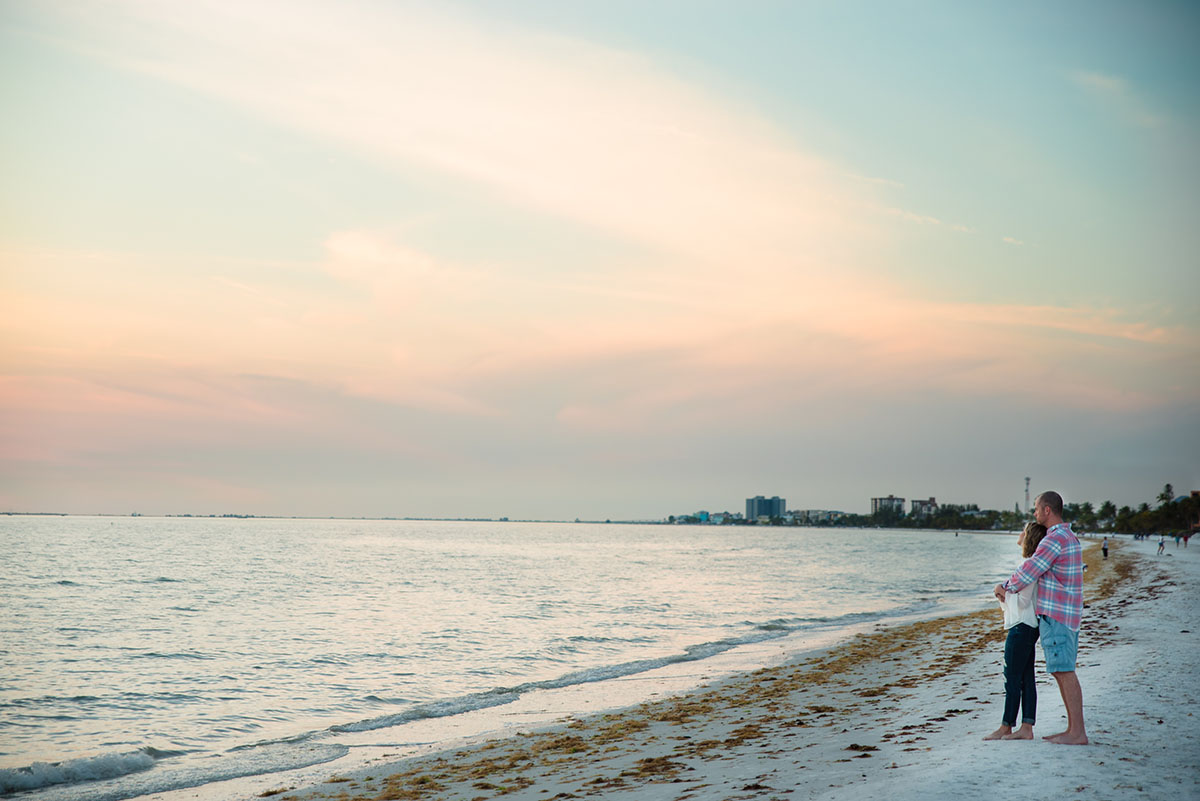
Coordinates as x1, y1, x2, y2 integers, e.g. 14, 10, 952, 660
1003, 724, 1034, 740
1044, 731, 1089, 745
983, 725, 1012, 741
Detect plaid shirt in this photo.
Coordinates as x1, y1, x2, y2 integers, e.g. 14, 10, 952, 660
1003, 522, 1083, 631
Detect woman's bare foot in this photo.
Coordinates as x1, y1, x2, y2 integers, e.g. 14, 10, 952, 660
1003, 723, 1034, 740
1044, 730, 1089, 745
983, 725, 1012, 741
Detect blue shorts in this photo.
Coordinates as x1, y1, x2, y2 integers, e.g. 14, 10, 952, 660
1039, 615, 1079, 673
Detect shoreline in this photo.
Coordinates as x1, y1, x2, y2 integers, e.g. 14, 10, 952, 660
202, 536, 1198, 801
141, 591, 984, 801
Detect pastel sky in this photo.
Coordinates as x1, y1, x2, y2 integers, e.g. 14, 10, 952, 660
2, 0, 1197, 519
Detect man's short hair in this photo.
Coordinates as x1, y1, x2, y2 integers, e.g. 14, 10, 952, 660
1036, 490, 1064, 517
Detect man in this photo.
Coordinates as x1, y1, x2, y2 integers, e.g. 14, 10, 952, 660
993, 490, 1088, 745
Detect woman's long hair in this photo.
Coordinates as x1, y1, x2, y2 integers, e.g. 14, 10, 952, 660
1022, 522, 1048, 558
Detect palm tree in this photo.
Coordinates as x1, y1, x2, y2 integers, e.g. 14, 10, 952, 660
1077, 501, 1097, 531
1158, 483, 1175, 506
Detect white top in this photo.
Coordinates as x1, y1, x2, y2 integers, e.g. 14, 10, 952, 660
1001, 579, 1038, 629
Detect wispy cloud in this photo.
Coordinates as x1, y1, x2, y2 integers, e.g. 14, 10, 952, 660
850, 173, 906, 189
1002, 236, 1024, 246
1072, 71, 1127, 94
885, 208, 944, 226
879, 205, 970, 233
5, 235, 1192, 435
36, 0, 875, 277
1071, 69, 1165, 129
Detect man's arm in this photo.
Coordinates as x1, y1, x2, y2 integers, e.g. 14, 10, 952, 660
1003, 535, 1061, 594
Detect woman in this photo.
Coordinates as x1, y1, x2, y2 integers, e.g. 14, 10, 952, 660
983, 521, 1047, 741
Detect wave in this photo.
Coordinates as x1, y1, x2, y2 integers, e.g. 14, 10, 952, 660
329, 690, 521, 734
0, 748, 158, 794
132, 651, 213, 661
747, 600, 940, 633
363, 694, 413, 705
325, 603, 939, 737
115, 577, 186, 585
1, 743, 347, 801
564, 634, 655, 644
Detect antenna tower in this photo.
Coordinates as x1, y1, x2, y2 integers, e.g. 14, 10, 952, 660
1024, 477, 1031, 516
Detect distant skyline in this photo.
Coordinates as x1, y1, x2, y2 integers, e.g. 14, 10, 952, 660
2, 1, 1197, 519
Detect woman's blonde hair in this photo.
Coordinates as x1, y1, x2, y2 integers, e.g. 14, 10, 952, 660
1022, 521, 1048, 558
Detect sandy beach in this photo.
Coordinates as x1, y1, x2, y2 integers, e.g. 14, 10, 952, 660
230, 536, 1198, 801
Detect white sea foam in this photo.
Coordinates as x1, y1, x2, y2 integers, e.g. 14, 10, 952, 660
2, 744, 349, 801
0, 750, 156, 794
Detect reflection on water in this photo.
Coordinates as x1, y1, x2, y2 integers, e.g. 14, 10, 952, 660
0, 516, 1017, 794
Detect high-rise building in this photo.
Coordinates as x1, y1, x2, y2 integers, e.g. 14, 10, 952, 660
746, 495, 786, 519
871, 495, 906, 515
911, 497, 938, 516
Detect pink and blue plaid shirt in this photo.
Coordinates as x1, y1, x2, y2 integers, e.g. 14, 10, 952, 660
1003, 522, 1083, 631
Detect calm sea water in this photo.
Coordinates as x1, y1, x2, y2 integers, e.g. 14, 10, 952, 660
0, 516, 1016, 799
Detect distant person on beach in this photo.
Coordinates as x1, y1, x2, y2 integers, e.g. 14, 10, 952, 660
1102, 537, 1108, 559
1158, 535, 1166, 555
984, 521, 1047, 741
993, 490, 1088, 745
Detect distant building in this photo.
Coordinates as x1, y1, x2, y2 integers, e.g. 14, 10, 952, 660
798, 509, 839, 524
746, 495, 786, 519
911, 497, 938, 516
871, 495, 906, 515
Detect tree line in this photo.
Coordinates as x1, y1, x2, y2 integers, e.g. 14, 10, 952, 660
828, 483, 1197, 534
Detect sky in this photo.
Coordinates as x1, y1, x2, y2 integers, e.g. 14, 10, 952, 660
1, 0, 1197, 519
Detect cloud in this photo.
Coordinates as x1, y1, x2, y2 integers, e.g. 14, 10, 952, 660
4, 3, 1197, 516
852, 174, 972, 234
885, 208, 944, 226
34, 0, 877, 278
7, 232, 1192, 457
879, 205, 971, 233
4, 232, 1196, 518
1070, 69, 1165, 129
849, 173, 906, 189
1002, 236, 1024, 245
1072, 70, 1127, 94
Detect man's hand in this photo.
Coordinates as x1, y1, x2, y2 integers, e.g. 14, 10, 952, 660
993, 583, 1007, 603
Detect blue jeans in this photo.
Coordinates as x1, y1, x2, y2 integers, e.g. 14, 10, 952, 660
1003, 622, 1039, 727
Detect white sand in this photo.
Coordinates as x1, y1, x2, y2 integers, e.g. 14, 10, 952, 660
182, 537, 1200, 801
813, 537, 1200, 801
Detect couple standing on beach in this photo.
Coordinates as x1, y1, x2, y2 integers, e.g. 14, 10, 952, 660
986, 490, 1089, 745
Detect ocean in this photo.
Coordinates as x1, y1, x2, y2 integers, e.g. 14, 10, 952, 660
0, 516, 1017, 800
